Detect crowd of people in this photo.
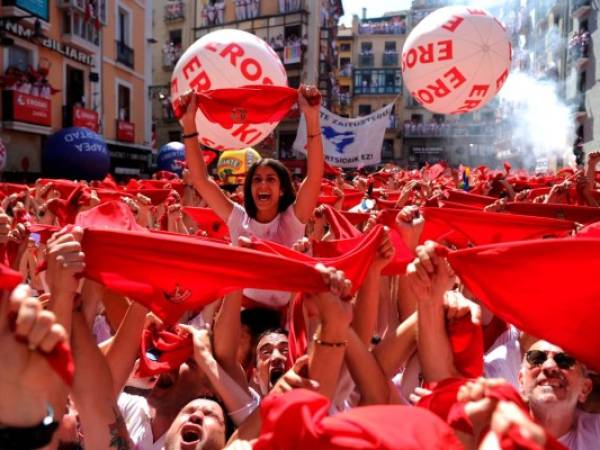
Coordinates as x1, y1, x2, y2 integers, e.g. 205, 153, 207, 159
0, 84, 599, 450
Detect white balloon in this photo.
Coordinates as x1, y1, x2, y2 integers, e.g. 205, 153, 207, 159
171, 29, 288, 150
402, 6, 511, 114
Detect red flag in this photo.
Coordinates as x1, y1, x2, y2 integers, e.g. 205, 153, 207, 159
180, 86, 298, 129
505, 202, 600, 224
448, 239, 600, 372
422, 208, 576, 245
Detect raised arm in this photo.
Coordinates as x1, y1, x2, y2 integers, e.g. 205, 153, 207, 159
307, 264, 352, 400
212, 291, 249, 389
179, 90, 234, 222
408, 242, 461, 382
294, 85, 324, 223
70, 310, 134, 449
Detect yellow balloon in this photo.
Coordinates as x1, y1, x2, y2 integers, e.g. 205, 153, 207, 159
217, 148, 262, 184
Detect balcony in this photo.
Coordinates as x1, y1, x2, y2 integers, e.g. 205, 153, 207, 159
387, 115, 400, 130
571, 0, 591, 20
164, 1, 185, 22
162, 44, 182, 70
200, 1, 225, 26
116, 41, 134, 69
568, 31, 590, 70
279, 0, 305, 14
402, 122, 496, 138
358, 17, 406, 35
359, 53, 374, 67
382, 52, 399, 67
354, 85, 401, 95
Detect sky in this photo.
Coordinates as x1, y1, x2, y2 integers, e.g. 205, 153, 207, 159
339, 0, 412, 26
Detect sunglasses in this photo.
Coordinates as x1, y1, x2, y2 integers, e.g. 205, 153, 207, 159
526, 350, 577, 370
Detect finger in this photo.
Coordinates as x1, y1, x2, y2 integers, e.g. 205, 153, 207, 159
409, 393, 421, 404
26, 309, 55, 349
38, 323, 67, 354
15, 297, 41, 338
470, 303, 482, 325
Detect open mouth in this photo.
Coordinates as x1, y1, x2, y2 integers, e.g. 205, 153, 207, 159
257, 192, 271, 202
180, 423, 203, 449
269, 367, 285, 386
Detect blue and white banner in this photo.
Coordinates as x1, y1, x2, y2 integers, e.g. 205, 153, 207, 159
292, 102, 395, 168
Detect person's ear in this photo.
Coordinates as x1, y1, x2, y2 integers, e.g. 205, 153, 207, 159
579, 376, 594, 403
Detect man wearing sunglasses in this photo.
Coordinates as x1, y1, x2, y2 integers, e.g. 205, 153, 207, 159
519, 340, 599, 449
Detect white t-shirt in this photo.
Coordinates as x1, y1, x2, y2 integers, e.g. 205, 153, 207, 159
118, 392, 165, 450
484, 325, 522, 389
558, 410, 600, 450
227, 202, 305, 308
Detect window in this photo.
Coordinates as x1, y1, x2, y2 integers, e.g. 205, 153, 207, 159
411, 114, 423, 124
8, 45, 33, 72
384, 41, 396, 52
382, 139, 394, 160
433, 114, 445, 124
340, 57, 351, 67
353, 69, 402, 95
340, 43, 351, 52
361, 42, 373, 53
288, 76, 301, 88
118, 84, 131, 122
358, 104, 372, 116
169, 29, 182, 46
118, 7, 131, 45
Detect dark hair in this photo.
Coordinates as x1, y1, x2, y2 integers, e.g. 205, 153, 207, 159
256, 327, 289, 345
243, 159, 296, 219
255, 328, 289, 365
241, 307, 282, 340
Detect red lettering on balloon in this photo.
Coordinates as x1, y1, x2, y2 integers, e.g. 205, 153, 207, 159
240, 57, 262, 81
171, 78, 178, 95
205, 42, 219, 52
416, 89, 434, 104
183, 56, 201, 80
442, 16, 464, 32
452, 98, 481, 114
418, 43, 434, 64
220, 43, 245, 67
427, 79, 451, 98
496, 69, 509, 91
262, 77, 274, 85
232, 123, 262, 145
188, 71, 211, 92
438, 40, 453, 61
469, 84, 489, 97
444, 66, 466, 89
405, 49, 417, 69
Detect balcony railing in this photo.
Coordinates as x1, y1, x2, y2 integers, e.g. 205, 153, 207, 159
116, 41, 134, 69
200, 1, 225, 26
382, 52, 399, 66
354, 84, 401, 95
358, 18, 406, 35
359, 53, 374, 67
402, 122, 496, 138
279, 0, 305, 14
162, 45, 182, 69
164, 1, 185, 21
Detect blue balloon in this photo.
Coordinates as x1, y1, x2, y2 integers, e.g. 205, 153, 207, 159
156, 142, 185, 174
42, 127, 110, 180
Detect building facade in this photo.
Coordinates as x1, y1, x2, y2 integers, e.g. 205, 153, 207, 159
149, 0, 194, 148
0, 0, 153, 179
149, 0, 343, 165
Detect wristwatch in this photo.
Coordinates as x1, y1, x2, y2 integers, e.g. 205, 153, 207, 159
0, 403, 59, 450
